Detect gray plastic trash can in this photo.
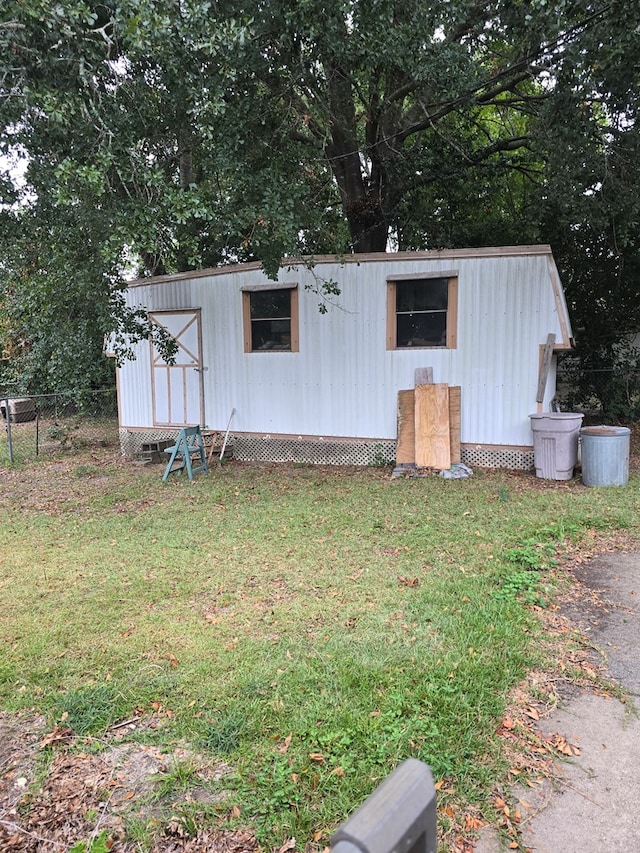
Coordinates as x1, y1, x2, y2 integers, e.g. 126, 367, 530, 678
580, 426, 630, 487
529, 413, 584, 480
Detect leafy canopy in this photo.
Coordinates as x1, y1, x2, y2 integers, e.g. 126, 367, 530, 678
1, 1, 639, 397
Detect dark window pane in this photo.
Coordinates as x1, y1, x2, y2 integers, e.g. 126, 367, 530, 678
251, 318, 292, 350
250, 289, 290, 319
396, 278, 448, 312
397, 312, 447, 347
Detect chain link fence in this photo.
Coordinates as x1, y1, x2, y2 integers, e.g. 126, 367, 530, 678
0, 389, 118, 465
2, 362, 638, 467
556, 357, 640, 422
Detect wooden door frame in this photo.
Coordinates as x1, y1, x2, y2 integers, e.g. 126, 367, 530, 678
149, 309, 205, 427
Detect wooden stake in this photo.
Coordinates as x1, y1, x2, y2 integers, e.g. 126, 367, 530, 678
537, 333, 556, 413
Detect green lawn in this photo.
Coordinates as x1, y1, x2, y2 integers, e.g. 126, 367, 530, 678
1, 454, 638, 849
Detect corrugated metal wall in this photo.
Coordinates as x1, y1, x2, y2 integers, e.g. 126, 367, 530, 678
117, 249, 571, 448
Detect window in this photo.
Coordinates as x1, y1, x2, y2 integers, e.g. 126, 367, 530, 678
242, 284, 299, 352
386, 273, 458, 349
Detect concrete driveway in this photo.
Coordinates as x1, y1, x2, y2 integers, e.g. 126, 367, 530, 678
475, 551, 640, 852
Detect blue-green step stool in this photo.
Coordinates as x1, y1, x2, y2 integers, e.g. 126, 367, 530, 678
162, 426, 208, 482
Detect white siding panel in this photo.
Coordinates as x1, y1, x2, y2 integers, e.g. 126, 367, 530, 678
121, 250, 571, 447
116, 336, 154, 428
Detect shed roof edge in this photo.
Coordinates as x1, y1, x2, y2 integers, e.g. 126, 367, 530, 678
127, 244, 554, 288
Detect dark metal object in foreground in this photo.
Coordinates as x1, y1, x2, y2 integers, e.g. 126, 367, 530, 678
331, 759, 437, 853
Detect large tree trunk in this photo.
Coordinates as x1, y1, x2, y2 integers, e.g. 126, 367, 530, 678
324, 60, 390, 254
344, 193, 389, 253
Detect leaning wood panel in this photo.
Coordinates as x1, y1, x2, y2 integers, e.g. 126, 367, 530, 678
449, 386, 461, 464
415, 384, 450, 469
396, 390, 416, 464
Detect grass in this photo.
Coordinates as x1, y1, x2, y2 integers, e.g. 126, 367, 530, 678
1, 455, 639, 848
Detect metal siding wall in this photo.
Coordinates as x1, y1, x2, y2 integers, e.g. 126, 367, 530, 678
121, 253, 568, 446
116, 336, 153, 427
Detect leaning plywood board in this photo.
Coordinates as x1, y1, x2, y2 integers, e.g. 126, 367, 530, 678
449, 386, 461, 464
396, 390, 416, 464
415, 383, 451, 469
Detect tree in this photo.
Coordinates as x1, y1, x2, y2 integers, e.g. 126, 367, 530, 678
1, 1, 638, 394
530, 0, 640, 416
3, 1, 616, 265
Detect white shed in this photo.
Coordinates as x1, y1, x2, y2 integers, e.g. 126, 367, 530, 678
114, 245, 573, 468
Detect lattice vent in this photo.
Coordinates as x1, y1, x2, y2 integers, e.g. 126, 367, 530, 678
120, 429, 182, 457
120, 429, 534, 470
461, 446, 534, 470
233, 436, 397, 466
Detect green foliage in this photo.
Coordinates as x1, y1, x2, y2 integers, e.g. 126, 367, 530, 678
151, 761, 201, 802
3, 1, 640, 394
67, 830, 111, 853
495, 571, 546, 608
504, 540, 557, 572
52, 683, 128, 735
200, 709, 247, 755
559, 341, 640, 421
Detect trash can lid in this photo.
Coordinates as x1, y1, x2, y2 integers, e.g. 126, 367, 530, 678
580, 425, 631, 436
529, 412, 584, 420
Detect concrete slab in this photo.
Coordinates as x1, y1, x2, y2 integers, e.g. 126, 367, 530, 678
473, 551, 640, 852
567, 551, 640, 696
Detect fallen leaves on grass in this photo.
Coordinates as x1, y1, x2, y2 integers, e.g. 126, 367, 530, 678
1, 715, 243, 853
278, 734, 292, 754
397, 576, 419, 587
39, 725, 73, 749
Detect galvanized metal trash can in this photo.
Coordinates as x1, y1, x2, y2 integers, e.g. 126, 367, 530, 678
529, 413, 584, 480
580, 426, 630, 487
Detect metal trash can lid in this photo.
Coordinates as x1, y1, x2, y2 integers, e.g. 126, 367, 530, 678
580, 426, 630, 436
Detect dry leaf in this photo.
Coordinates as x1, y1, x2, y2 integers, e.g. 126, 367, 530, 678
277, 838, 296, 853
329, 766, 345, 776
279, 734, 292, 754
309, 752, 325, 763
397, 575, 419, 587
39, 725, 73, 748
